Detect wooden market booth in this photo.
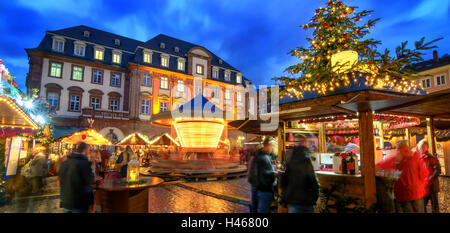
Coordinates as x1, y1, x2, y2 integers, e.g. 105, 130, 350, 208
277, 86, 429, 210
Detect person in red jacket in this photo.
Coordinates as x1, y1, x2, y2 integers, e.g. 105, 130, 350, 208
415, 139, 441, 213
375, 140, 428, 213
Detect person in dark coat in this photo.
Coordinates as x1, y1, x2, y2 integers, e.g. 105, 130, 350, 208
247, 137, 278, 213
282, 145, 320, 213
58, 142, 94, 213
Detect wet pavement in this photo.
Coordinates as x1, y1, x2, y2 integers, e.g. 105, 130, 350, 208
0, 176, 448, 213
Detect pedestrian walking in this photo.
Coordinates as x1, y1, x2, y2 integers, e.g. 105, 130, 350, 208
247, 137, 278, 213
376, 140, 428, 213
29, 145, 48, 194
415, 139, 441, 213
282, 145, 319, 213
58, 142, 95, 213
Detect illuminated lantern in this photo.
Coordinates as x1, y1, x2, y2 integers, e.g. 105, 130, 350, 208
108, 153, 118, 170
127, 154, 140, 182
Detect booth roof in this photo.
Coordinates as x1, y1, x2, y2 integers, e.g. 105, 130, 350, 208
53, 127, 86, 140
279, 73, 425, 105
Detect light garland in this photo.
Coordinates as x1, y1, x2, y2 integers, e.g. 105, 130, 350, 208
0, 96, 39, 129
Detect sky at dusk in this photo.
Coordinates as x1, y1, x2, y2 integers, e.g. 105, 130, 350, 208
1, 0, 449, 92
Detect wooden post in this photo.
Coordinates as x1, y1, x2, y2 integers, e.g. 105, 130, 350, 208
405, 128, 411, 147
358, 111, 377, 208
319, 123, 326, 153
277, 121, 287, 213
426, 117, 436, 155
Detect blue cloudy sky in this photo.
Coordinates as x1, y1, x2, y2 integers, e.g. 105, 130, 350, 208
1, 0, 449, 91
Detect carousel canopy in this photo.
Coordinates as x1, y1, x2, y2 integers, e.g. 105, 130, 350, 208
151, 95, 230, 126
57, 128, 112, 145
116, 133, 152, 146
0, 95, 39, 133
149, 133, 179, 146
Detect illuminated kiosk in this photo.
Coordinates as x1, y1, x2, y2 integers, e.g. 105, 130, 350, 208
149, 95, 246, 175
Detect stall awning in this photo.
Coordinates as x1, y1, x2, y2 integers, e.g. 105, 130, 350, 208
228, 118, 277, 135
53, 127, 86, 140
116, 133, 152, 146
0, 95, 39, 131
57, 128, 112, 145
336, 89, 450, 118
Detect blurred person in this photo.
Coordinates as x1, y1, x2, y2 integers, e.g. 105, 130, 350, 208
247, 137, 278, 213
58, 142, 94, 213
375, 140, 428, 213
282, 143, 319, 213
29, 144, 48, 194
116, 146, 135, 177
415, 139, 441, 213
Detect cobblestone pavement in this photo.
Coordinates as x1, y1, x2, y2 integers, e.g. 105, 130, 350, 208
0, 176, 448, 213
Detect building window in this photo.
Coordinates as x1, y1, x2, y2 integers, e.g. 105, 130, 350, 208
174, 47, 179, 52
94, 48, 104, 60
177, 59, 185, 71
237, 92, 242, 102
112, 52, 121, 64
74, 44, 85, 56
90, 97, 101, 110
114, 39, 121, 46
422, 78, 431, 88
71, 65, 84, 81
177, 80, 184, 92
142, 74, 152, 86
52, 39, 65, 52
69, 95, 81, 112
236, 73, 242, 84
160, 77, 168, 89
109, 99, 119, 111
160, 100, 168, 112
111, 73, 121, 87
141, 100, 150, 115
83, 31, 90, 38
225, 89, 231, 99
161, 56, 169, 67
49, 62, 62, 78
160, 42, 165, 49
212, 68, 219, 79
436, 75, 446, 86
196, 64, 204, 75
224, 71, 231, 81
143, 51, 152, 63
92, 69, 103, 84
47, 92, 59, 109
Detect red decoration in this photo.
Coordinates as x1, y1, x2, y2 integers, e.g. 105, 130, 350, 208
344, 34, 348, 39
323, 23, 329, 28
82, 134, 87, 140
355, 18, 360, 22
337, 2, 342, 7
357, 29, 361, 34
316, 9, 320, 14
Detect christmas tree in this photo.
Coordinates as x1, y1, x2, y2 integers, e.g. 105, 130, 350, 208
276, 0, 442, 98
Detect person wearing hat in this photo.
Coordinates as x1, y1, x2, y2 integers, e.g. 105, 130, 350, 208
247, 137, 278, 213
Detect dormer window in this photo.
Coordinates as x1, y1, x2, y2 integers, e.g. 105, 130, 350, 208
160, 42, 165, 49
236, 73, 242, 84
114, 39, 121, 46
112, 50, 122, 64
219, 59, 223, 64
94, 46, 105, 61
224, 70, 231, 81
161, 54, 169, 67
177, 58, 185, 71
83, 31, 90, 38
174, 47, 179, 52
143, 50, 153, 63
52, 36, 65, 52
212, 67, 219, 79
74, 41, 86, 56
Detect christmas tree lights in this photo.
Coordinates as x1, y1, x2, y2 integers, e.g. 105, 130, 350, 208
275, 0, 442, 99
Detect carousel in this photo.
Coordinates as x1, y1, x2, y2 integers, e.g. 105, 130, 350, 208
146, 95, 246, 176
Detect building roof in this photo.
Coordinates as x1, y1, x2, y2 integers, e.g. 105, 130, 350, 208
409, 54, 450, 72
30, 25, 246, 83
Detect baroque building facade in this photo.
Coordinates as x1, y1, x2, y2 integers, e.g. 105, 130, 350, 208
26, 25, 251, 143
